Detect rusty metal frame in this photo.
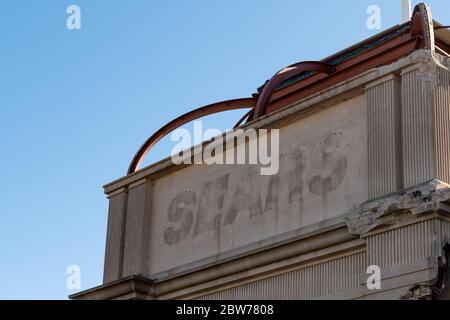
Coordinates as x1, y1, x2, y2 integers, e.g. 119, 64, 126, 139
411, 3, 435, 51
127, 61, 335, 174
127, 3, 441, 176
252, 61, 336, 118
127, 98, 256, 174
233, 109, 254, 129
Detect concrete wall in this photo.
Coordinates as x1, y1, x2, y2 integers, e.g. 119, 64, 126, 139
149, 95, 367, 275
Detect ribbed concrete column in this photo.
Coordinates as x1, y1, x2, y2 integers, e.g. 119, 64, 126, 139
103, 188, 127, 283
362, 216, 449, 300
121, 179, 154, 278
366, 74, 402, 199
401, 65, 436, 187
434, 67, 450, 184
103, 179, 154, 283
401, 65, 450, 187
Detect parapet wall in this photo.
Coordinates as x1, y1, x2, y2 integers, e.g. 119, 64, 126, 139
72, 50, 450, 300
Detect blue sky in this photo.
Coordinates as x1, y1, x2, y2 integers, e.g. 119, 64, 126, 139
1, 0, 449, 300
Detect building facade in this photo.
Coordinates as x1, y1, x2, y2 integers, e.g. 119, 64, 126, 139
72, 3, 450, 300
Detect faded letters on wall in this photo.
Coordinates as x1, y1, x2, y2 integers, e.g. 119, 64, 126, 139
150, 96, 368, 274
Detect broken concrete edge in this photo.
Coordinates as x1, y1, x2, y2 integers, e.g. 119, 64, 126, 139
343, 179, 450, 300
103, 49, 450, 195
346, 179, 450, 235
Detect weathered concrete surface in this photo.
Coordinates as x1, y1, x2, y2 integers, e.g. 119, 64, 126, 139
149, 95, 367, 275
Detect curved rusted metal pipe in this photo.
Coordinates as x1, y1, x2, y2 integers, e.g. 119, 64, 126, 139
128, 62, 335, 174
128, 98, 256, 174
253, 61, 336, 118
233, 109, 254, 129
410, 3, 435, 51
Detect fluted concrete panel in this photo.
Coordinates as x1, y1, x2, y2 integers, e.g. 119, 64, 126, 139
366, 76, 402, 199
434, 68, 450, 184
367, 220, 435, 268
367, 217, 450, 270
103, 191, 127, 283
401, 68, 436, 188
122, 180, 154, 278
198, 252, 366, 300
401, 66, 450, 188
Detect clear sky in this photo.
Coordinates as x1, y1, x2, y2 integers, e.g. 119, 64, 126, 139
1, 0, 450, 300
